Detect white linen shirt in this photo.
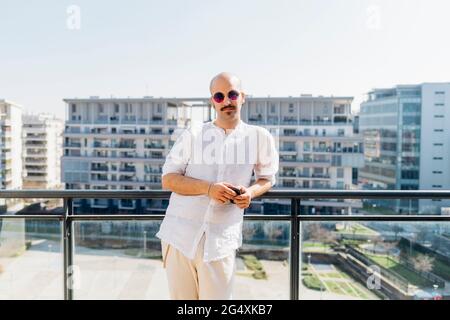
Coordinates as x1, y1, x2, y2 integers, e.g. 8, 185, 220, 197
156, 120, 279, 262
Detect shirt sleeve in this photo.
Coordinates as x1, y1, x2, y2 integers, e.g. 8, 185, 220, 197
162, 128, 192, 177
254, 128, 279, 187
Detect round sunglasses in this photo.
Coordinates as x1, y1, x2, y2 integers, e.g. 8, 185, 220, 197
212, 90, 240, 103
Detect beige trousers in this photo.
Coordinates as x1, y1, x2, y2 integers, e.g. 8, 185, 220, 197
161, 234, 236, 300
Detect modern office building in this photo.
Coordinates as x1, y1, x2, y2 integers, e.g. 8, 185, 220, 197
22, 113, 64, 189
359, 83, 450, 214
62, 96, 364, 215
0, 99, 24, 212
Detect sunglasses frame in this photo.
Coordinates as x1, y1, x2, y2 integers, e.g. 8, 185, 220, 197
212, 90, 240, 103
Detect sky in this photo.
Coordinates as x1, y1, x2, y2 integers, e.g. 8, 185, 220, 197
1, 0, 450, 120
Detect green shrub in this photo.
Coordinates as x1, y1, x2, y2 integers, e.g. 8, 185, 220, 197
302, 275, 325, 291
240, 254, 268, 280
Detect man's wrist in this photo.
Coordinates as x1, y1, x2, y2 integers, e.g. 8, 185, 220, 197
205, 181, 213, 196
247, 186, 256, 199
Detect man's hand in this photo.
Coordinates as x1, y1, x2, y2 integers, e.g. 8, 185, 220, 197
233, 186, 252, 209
208, 182, 238, 204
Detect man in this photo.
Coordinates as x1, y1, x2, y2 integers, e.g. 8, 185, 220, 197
156, 72, 279, 300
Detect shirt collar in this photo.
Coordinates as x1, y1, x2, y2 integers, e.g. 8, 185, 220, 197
210, 119, 245, 134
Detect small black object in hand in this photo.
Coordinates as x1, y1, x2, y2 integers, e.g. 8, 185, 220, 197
229, 186, 241, 204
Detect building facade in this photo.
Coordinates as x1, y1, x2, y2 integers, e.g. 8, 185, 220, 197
359, 83, 450, 214
0, 99, 23, 212
22, 113, 64, 189
241, 96, 364, 215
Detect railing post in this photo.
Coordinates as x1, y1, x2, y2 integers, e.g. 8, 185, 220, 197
63, 198, 74, 300
290, 198, 300, 300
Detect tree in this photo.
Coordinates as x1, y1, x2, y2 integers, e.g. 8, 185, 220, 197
322, 229, 338, 247
304, 224, 337, 252
392, 225, 404, 241
264, 222, 285, 242
371, 236, 384, 252
381, 241, 398, 265
243, 222, 257, 241
411, 254, 435, 274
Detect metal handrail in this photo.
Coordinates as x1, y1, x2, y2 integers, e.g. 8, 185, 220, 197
1, 189, 450, 199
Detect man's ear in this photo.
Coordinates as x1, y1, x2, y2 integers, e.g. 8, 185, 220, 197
241, 91, 246, 104
210, 97, 217, 109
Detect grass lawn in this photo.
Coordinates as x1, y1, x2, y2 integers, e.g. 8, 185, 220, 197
323, 280, 342, 295
361, 204, 397, 215
431, 259, 450, 281
302, 242, 332, 252
306, 264, 375, 299
366, 253, 433, 287
337, 223, 378, 236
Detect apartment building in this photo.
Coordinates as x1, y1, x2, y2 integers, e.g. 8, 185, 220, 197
241, 96, 364, 215
22, 113, 64, 189
62, 97, 197, 213
0, 99, 23, 212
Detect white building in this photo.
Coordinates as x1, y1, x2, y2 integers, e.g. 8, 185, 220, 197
0, 99, 23, 212
22, 113, 64, 189
420, 83, 450, 213
241, 96, 364, 215
359, 83, 450, 214
62, 97, 192, 212
62, 96, 364, 214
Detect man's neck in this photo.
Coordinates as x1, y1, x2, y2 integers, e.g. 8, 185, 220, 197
213, 118, 240, 131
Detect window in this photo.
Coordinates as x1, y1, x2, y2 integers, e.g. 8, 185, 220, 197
337, 168, 344, 178
114, 104, 119, 113
433, 157, 443, 160
402, 142, 419, 152
435, 103, 444, 106
71, 104, 77, 113
332, 155, 342, 166
157, 103, 162, 113
434, 115, 444, 118
434, 143, 444, 146
435, 91, 445, 95
98, 103, 104, 113
402, 129, 420, 139
434, 129, 444, 132
432, 171, 443, 174
270, 103, 276, 113
303, 142, 311, 151
288, 103, 294, 113
401, 184, 419, 190
432, 185, 443, 188
401, 170, 419, 180
402, 115, 421, 125
403, 103, 420, 113
283, 142, 296, 152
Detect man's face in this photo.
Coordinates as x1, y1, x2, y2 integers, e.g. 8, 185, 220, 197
210, 76, 245, 121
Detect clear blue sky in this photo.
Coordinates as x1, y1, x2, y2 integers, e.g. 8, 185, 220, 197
1, 0, 450, 119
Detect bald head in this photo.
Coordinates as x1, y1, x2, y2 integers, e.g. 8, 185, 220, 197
209, 72, 245, 125
209, 72, 242, 94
